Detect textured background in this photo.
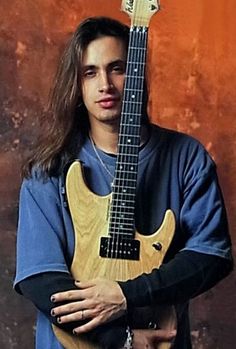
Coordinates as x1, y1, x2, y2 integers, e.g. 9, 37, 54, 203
0, 0, 235, 348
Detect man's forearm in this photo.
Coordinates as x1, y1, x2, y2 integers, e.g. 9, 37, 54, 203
118, 250, 233, 308
18, 272, 127, 349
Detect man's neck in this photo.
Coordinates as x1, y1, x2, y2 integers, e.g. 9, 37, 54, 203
89, 122, 150, 155
89, 123, 119, 154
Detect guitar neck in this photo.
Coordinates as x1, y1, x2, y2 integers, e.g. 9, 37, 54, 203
117, 26, 148, 171
109, 26, 148, 238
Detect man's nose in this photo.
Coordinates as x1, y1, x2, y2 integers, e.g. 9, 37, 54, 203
98, 72, 113, 92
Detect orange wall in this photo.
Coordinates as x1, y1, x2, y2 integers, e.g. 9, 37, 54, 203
0, 1, 235, 348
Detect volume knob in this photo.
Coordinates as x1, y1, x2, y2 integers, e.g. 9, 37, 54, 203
152, 242, 162, 251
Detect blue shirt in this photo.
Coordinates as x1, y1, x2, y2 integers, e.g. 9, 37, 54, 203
14, 125, 232, 348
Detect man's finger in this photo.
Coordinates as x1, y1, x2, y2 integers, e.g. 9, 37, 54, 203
51, 289, 85, 302
73, 316, 100, 334
51, 299, 88, 316
153, 329, 176, 342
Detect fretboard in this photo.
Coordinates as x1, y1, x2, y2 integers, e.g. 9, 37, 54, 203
109, 26, 148, 239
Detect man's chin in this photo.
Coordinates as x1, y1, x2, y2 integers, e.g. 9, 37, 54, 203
99, 113, 121, 124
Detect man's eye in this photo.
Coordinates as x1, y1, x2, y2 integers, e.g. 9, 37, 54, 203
112, 65, 125, 73
84, 70, 96, 77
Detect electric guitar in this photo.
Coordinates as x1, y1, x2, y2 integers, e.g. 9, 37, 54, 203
53, 1, 176, 348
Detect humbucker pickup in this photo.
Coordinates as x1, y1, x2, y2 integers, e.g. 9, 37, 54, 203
100, 237, 140, 260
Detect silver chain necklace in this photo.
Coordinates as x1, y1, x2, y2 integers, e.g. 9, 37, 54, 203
89, 134, 115, 181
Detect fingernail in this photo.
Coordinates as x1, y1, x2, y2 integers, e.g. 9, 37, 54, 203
51, 296, 56, 302
57, 317, 61, 323
73, 330, 77, 335
51, 310, 55, 316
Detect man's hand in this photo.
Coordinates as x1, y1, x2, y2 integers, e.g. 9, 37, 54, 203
51, 278, 127, 334
130, 329, 176, 349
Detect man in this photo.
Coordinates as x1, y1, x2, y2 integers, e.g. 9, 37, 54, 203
14, 17, 233, 349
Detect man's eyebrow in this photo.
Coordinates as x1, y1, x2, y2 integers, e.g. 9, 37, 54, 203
109, 59, 126, 66
82, 59, 126, 70
81, 65, 97, 71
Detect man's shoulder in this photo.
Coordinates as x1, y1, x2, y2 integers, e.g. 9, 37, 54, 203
21, 166, 62, 198
150, 123, 205, 151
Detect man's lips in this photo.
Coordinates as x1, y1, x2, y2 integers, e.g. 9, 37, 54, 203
97, 97, 120, 109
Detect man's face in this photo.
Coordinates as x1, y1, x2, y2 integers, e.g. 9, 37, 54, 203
81, 36, 127, 129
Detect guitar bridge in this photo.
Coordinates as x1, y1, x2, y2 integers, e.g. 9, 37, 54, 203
100, 237, 140, 260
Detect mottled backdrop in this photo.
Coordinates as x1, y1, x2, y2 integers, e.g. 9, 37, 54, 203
0, 0, 235, 348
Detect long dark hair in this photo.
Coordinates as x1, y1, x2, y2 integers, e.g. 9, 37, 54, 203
23, 17, 130, 178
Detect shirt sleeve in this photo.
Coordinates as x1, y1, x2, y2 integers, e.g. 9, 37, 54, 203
118, 250, 233, 308
180, 145, 232, 260
14, 174, 70, 290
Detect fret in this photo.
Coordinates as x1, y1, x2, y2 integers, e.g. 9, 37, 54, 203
112, 189, 136, 194
118, 143, 140, 149
116, 156, 139, 163
126, 60, 146, 65
124, 93, 143, 100
118, 135, 140, 140
110, 222, 135, 228
114, 179, 137, 184
116, 153, 138, 158
125, 88, 144, 92
109, 229, 134, 235
120, 120, 141, 128
110, 218, 135, 225
109, 230, 134, 236
116, 163, 138, 169
113, 194, 134, 208
117, 144, 140, 149
112, 201, 136, 207
120, 113, 142, 118
111, 190, 136, 197
114, 176, 137, 182
109, 209, 135, 216
125, 86, 144, 90
109, 231, 134, 237
118, 134, 140, 139
129, 45, 146, 51
118, 132, 140, 137
118, 135, 140, 141
110, 213, 135, 219
125, 74, 144, 80
126, 67, 145, 74
122, 100, 143, 105
110, 220, 135, 227
110, 220, 135, 226
119, 125, 140, 131
110, 205, 135, 210
110, 204, 135, 211
108, 231, 134, 237
112, 184, 136, 190
115, 171, 137, 177
112, 200, 136, 207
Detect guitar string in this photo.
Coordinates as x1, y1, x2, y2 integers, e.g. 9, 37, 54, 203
111, 27, 147, 260
109, 28, 136, 259
114, 27, 138, 259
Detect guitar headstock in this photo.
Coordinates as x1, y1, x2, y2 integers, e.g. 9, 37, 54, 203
121, 0, 160, 27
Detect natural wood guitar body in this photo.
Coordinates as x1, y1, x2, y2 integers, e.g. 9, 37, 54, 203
53, 161, 176, 349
